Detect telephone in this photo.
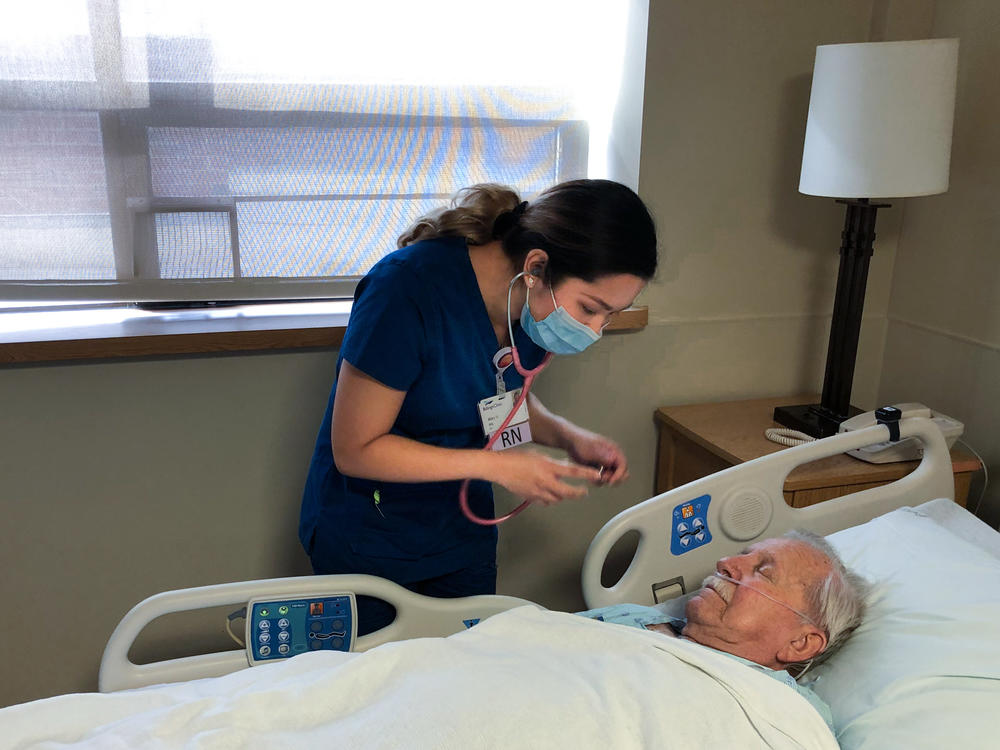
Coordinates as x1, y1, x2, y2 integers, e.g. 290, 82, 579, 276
838, 402, 964, 463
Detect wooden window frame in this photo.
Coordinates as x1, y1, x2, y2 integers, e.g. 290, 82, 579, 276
0, 303, 648, 364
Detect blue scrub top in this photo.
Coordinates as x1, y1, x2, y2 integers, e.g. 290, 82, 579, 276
299, 236, 546, 583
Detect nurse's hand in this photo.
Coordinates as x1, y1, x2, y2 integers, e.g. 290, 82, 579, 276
493, 451, 602, 506
566, 430, 629, 486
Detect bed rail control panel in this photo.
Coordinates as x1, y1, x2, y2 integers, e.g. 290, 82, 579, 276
246, 593, 357, 666
670, 495, 712, 555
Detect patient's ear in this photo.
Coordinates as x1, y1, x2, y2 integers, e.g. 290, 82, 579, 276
778, 627, 827, 665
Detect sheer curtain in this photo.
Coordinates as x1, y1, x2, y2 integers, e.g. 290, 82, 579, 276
0, 0, 646, 304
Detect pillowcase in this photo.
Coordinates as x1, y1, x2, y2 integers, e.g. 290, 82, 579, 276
811, 505, 1000, 750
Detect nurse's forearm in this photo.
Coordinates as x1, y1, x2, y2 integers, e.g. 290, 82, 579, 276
526, 393, 576, 451
334, 434, 504, 484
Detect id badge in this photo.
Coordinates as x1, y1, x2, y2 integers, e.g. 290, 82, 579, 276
477, 387, 532, 450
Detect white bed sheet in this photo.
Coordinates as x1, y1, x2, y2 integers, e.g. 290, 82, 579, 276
913, 497, 1000, 558
1, 606, 837, 750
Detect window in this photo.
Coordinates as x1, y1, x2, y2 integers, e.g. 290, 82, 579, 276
0, 1, 646, 307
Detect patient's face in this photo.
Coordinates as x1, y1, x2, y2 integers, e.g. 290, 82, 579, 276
682, 538, 830, 669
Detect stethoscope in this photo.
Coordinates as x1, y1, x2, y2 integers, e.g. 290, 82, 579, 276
459, 271, 554, 526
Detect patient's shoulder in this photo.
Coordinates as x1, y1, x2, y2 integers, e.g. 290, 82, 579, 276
575, 603, 683, 634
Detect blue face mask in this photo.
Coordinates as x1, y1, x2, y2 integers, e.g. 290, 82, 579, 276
519, 280, 601, 355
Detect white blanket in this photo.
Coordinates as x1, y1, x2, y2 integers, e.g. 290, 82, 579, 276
2, 607, 837, 749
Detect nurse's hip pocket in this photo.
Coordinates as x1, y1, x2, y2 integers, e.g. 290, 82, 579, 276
348, 531, 424, 561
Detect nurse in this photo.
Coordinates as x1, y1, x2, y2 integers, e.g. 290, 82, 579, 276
299, 179, 658, 632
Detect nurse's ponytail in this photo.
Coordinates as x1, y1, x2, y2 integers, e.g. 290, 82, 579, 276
398, 179, 658, 284
397, 184, 522, 248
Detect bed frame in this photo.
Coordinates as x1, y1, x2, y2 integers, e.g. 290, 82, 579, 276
100, 416, 953, 693
582, 416, 953, 608
100, 576, 535, 692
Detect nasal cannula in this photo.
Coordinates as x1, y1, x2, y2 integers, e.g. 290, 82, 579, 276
459, 272, 601, 526
708, 572, 824, 678
708, 572, 821, 628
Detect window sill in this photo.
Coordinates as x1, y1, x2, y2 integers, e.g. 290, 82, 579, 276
0, 303, 648, 365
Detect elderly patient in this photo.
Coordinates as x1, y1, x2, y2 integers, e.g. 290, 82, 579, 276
577, 530, 870, 724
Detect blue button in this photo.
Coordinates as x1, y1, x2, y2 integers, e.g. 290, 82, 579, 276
259, 620, 270, 630
278, 644, 290, 655
259, 632, 270, 644
260, 645, 271, 656
278, 631, 290, 642
278, 618, 290, 628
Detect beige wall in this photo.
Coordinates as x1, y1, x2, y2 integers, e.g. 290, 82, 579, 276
0, 353, 330, 705
878, 0, 1000, 527
1, 0, 969, 708
634, 0, 895, 412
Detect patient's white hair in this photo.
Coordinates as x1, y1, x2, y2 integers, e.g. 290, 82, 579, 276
782, 529, 871, 677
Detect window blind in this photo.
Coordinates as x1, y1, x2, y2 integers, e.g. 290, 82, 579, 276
0, 0, 645, 304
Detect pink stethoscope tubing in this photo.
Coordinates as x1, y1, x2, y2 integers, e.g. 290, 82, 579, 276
459, 271, 555, 526
458, 348, 554, 525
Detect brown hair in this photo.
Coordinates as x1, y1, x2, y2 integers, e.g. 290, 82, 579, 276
398, 180, 658, 283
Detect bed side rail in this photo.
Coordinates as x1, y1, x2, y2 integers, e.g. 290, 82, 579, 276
582, 417, 954, 608
100, 574, 534, 693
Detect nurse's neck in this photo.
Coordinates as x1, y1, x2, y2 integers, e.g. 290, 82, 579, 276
468, 240, 525, 348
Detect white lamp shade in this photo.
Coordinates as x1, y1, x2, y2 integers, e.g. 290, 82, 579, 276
799, 38, 958, 199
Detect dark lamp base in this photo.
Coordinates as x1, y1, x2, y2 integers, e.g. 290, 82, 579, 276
772, 403, 863, 439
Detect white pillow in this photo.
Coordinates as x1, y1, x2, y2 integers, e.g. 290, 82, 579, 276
812, 506, 1000, 750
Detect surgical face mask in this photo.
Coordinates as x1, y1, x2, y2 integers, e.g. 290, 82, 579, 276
705, 573, 821, 629
515, 275, 601, 355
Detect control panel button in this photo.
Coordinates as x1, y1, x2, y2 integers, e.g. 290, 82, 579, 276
671, 495, 713, 556
248, 593, 355, 664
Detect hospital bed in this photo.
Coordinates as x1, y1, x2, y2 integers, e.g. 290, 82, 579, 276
2, 416, 998, 749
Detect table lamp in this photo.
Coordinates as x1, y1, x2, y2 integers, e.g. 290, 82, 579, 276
774, 38, 959, 437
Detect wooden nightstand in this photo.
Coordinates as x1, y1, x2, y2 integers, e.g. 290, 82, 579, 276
655, 395, 980, 508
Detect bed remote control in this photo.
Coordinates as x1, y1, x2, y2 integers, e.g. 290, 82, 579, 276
246, 593, 357, 665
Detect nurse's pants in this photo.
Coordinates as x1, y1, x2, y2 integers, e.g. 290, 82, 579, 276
310, 544, 497, 635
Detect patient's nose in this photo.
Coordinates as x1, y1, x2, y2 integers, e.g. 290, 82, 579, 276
717, 553, 750, 579
717, 557, 738, 579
